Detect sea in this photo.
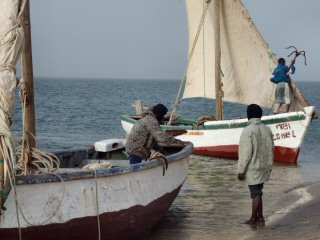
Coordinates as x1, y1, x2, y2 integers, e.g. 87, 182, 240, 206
12, 78, 320, 240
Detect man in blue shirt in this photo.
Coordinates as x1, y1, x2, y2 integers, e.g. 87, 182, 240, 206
270, 58, 296, 114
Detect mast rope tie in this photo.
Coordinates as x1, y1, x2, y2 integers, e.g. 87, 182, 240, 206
0, 64, 16, 74
0, 16, 23, 47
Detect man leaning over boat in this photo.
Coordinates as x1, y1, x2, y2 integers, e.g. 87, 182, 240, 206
126, 103, 184, 164
270, 58, 296, 114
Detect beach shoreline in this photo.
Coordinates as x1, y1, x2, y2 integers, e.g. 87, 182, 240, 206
245, 181, 320, 240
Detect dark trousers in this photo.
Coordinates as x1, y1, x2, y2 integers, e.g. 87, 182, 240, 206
248, 183, 264, 199
129, 155, 143, 164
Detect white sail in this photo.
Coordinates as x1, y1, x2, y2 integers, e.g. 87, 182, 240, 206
183, 0, 309, 111
0, 0, 26, 191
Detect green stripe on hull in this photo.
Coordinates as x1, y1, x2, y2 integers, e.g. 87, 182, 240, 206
120, 114, 306, 131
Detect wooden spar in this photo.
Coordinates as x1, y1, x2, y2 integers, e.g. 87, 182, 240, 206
134, 100, 144, 115
21, 0, 36, 164
214, 0, 223, 120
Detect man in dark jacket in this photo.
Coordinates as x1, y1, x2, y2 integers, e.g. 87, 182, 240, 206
126, 103, 184, 164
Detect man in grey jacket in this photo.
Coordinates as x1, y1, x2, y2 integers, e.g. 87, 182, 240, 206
237, 104, 274, 226
126, 103, 184, 164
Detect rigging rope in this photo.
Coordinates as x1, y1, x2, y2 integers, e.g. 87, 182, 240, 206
15, 78, 60, 176
168, 0, 212, 125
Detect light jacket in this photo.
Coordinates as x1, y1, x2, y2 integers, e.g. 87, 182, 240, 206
270, 63, 296, 84
126, 111, 183, 159
237, 118, 274, 185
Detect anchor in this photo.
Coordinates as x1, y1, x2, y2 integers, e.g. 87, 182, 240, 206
286, 46, 307, 66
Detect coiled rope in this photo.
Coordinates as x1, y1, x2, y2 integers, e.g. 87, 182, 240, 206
15, 78, 60, 176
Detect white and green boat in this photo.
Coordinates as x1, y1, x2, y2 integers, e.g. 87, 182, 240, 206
121, 0, 315, 164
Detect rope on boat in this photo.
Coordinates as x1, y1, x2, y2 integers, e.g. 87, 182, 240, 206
194, 115, 216, 128
148, 151, 168, 176
15, 78, 60, 176
12, 172, 66, 226
168, 1, 212, 125
94, 170, 101, 240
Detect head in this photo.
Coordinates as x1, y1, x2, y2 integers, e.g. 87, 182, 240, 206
278, 58, 285, 65
152, 103, 168, 122
247, 104, 262, 120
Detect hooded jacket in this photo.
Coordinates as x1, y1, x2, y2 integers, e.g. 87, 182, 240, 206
126, 110, 183, 159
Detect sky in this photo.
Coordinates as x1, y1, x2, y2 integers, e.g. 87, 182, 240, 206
29, 0, 320, 81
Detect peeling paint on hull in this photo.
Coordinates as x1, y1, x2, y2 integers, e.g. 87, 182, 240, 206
0, 185, 182, 240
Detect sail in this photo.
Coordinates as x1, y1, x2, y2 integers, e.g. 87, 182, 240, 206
0, 0, 26, 192
183, 0, 309, 111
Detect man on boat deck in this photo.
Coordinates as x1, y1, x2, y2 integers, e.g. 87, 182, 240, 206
126, 103, 184, 164
270, 58, 296, 114
237, 104, 274, 226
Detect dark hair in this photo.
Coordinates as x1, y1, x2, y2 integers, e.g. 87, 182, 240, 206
152, 104, 168, 121
278, 58, 285, 64
247, 104, 262, 120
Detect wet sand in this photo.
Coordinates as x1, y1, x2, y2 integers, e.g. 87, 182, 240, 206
141, 156, 316, 240
245, 181, 320, 240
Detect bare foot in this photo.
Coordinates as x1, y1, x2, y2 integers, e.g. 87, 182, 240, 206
243, 219, 257, 226
257, 217, 265, 226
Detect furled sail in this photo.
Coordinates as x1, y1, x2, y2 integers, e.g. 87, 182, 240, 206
0, 0, 26, 197
183, 0, 309, 111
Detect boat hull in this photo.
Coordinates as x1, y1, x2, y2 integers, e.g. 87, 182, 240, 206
0, 145, 192, 240
193, 145, 300, 163
0, 185, 182, 240
121, 106, 314, 164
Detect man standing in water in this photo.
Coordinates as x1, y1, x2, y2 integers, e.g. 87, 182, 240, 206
126, 103, 184, 164
237, 104, 274, 226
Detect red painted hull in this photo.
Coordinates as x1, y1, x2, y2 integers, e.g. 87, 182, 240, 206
194, 145, 300, 164
0, 185, 182, 240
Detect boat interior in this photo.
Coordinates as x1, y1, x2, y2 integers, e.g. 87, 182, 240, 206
55, 139, 184, 171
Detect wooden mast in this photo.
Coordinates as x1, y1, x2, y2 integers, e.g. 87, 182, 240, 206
21, 0, 36, 164
214, 0, 224, 120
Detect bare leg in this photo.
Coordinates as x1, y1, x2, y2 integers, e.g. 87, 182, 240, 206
274, 103, 281, 114
257, 197, 265, 225
244, 196, 261, 225
285, 104, 290, 112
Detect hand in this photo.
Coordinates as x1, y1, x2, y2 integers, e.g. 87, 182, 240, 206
238, 173, 245, 181
291, 59, 295, 65
182, 141, 192, 145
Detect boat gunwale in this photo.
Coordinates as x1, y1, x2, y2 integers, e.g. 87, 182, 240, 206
15, 144, 193, 185
121, 111, 309, 131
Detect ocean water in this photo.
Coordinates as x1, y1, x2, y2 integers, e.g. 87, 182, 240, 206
12, 78, 320, 239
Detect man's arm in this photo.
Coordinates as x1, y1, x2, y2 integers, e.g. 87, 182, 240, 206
288, 59, 296, 74
267, 127, 274, 170
237, 130, 253, 180
270, 68, 277, 83
147, 118, 183, 145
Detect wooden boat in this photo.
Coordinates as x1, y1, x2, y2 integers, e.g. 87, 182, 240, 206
0, 139, 193, 240
121, 106, 313, 164
0, 1, 193, 239
121, 0, 315, 164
